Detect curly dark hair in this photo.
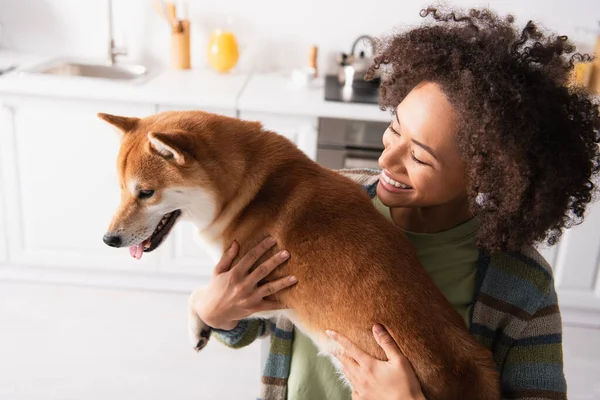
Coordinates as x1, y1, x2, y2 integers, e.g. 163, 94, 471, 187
366, 6, 600, 252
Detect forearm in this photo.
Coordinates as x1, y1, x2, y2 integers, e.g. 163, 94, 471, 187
212, 318, 270, 349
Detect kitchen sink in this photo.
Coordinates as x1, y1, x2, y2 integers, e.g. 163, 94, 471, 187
21, 58, 150, 83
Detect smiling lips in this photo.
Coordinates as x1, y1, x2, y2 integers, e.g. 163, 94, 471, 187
380, 170, 412, 192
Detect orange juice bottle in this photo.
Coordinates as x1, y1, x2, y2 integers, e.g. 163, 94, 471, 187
207, 29, 239, 73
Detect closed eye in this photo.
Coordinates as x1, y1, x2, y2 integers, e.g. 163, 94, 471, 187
411, 153, 428, 166
388, 122, 400, 136
389, 120, 432, 166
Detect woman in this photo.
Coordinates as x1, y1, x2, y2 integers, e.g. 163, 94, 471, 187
192, 6, 600, 400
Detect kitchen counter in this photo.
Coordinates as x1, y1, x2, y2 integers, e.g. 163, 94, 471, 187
0, 51, 391, 122
0, 52, 248, 111
237, 72, 391, 122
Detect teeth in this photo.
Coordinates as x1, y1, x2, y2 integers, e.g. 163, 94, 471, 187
382, 173, 411, 189
154, 213, 172, 236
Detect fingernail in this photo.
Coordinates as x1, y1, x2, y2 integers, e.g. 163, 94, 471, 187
373, 324, 385, 335
288, 276, 297, 283
280, 250, 289, 259
326, 330, 336, 338
267, 236, 277, 245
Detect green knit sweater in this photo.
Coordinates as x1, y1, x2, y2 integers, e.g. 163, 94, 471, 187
211, 168, 567, 400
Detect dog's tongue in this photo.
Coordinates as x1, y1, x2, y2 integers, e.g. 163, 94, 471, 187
130, 244, 144, 260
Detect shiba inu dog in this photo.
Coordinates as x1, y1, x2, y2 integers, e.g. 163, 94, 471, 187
99, 110, 499, 400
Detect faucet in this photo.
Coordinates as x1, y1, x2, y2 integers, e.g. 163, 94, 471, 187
107, 0, 127, 65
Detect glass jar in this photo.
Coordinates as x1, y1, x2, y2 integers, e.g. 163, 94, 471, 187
207, 29, 239, 73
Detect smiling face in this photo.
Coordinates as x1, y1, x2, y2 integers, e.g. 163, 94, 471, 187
377, 81, 467, 210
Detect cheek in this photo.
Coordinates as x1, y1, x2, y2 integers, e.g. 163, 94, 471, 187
407, 167, 432, 191
409, 168, 465, 199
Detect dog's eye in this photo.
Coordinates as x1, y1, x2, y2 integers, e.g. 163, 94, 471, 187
138, 190, 155, 200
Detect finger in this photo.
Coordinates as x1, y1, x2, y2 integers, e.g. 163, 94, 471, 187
333, 348, 359, 372
373, 324, 403, 363
232, 236, 277, 275
255, 274, 296, 298
213, 240, 239, 275
326, 330, 370, 366
248, 250, 290, 286
332, 349, 359, 385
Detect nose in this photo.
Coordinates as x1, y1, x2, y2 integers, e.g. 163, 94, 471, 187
103, 234, 122, 248
380, 146, 408, 174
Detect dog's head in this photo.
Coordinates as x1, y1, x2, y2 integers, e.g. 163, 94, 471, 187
99, 111, 227, 259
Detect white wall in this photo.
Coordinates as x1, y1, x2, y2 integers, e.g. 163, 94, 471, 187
0, 0, 598, 74
0, 281, 262, 400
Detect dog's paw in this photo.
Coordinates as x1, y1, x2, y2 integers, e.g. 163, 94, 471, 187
194, 326, 212, 352
188, 287, 212, 352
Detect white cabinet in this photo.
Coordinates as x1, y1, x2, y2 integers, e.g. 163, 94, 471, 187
537, 200, 600, 326
0, 96, 159, 272
239, 111, 318, 161
0, 96, 224, 291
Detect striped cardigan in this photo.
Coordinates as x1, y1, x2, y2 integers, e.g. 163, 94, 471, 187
211, 169, 567, 400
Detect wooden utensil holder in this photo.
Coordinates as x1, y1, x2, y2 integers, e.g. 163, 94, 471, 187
170, 20, 191, 70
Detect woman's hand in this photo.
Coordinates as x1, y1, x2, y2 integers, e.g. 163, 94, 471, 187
327, 324, 425, 400
193, 236, 296, 330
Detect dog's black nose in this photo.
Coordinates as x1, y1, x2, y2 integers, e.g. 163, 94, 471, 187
103, 234, 122, 248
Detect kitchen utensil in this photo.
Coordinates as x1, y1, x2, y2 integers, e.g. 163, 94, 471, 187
153, 0, 177, 30
153, 0, 190, 69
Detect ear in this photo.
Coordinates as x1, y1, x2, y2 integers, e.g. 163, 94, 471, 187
147, 131, 191, 165
97, 113, 140, 133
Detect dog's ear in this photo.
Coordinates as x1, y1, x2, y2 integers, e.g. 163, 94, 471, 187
97, 113, 140, 134
147, 131, 191, 165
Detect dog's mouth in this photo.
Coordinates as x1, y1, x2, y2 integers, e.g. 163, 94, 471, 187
129, 210, 181, 259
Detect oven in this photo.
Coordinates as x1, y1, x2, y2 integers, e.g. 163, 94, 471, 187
316, 117, 389, 170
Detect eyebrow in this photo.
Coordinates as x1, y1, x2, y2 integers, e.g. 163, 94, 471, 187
394, 108, 439, 162
411, 138, 439, 161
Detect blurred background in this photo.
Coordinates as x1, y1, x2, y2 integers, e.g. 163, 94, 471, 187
0, 0, 599, 399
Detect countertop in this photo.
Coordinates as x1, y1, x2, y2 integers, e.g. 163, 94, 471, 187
0, 52, 248, 111
237, 72, 390, 122
0, 51, 391, 122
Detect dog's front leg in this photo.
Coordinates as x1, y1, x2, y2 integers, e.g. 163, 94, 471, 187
188, 287, 212, 351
